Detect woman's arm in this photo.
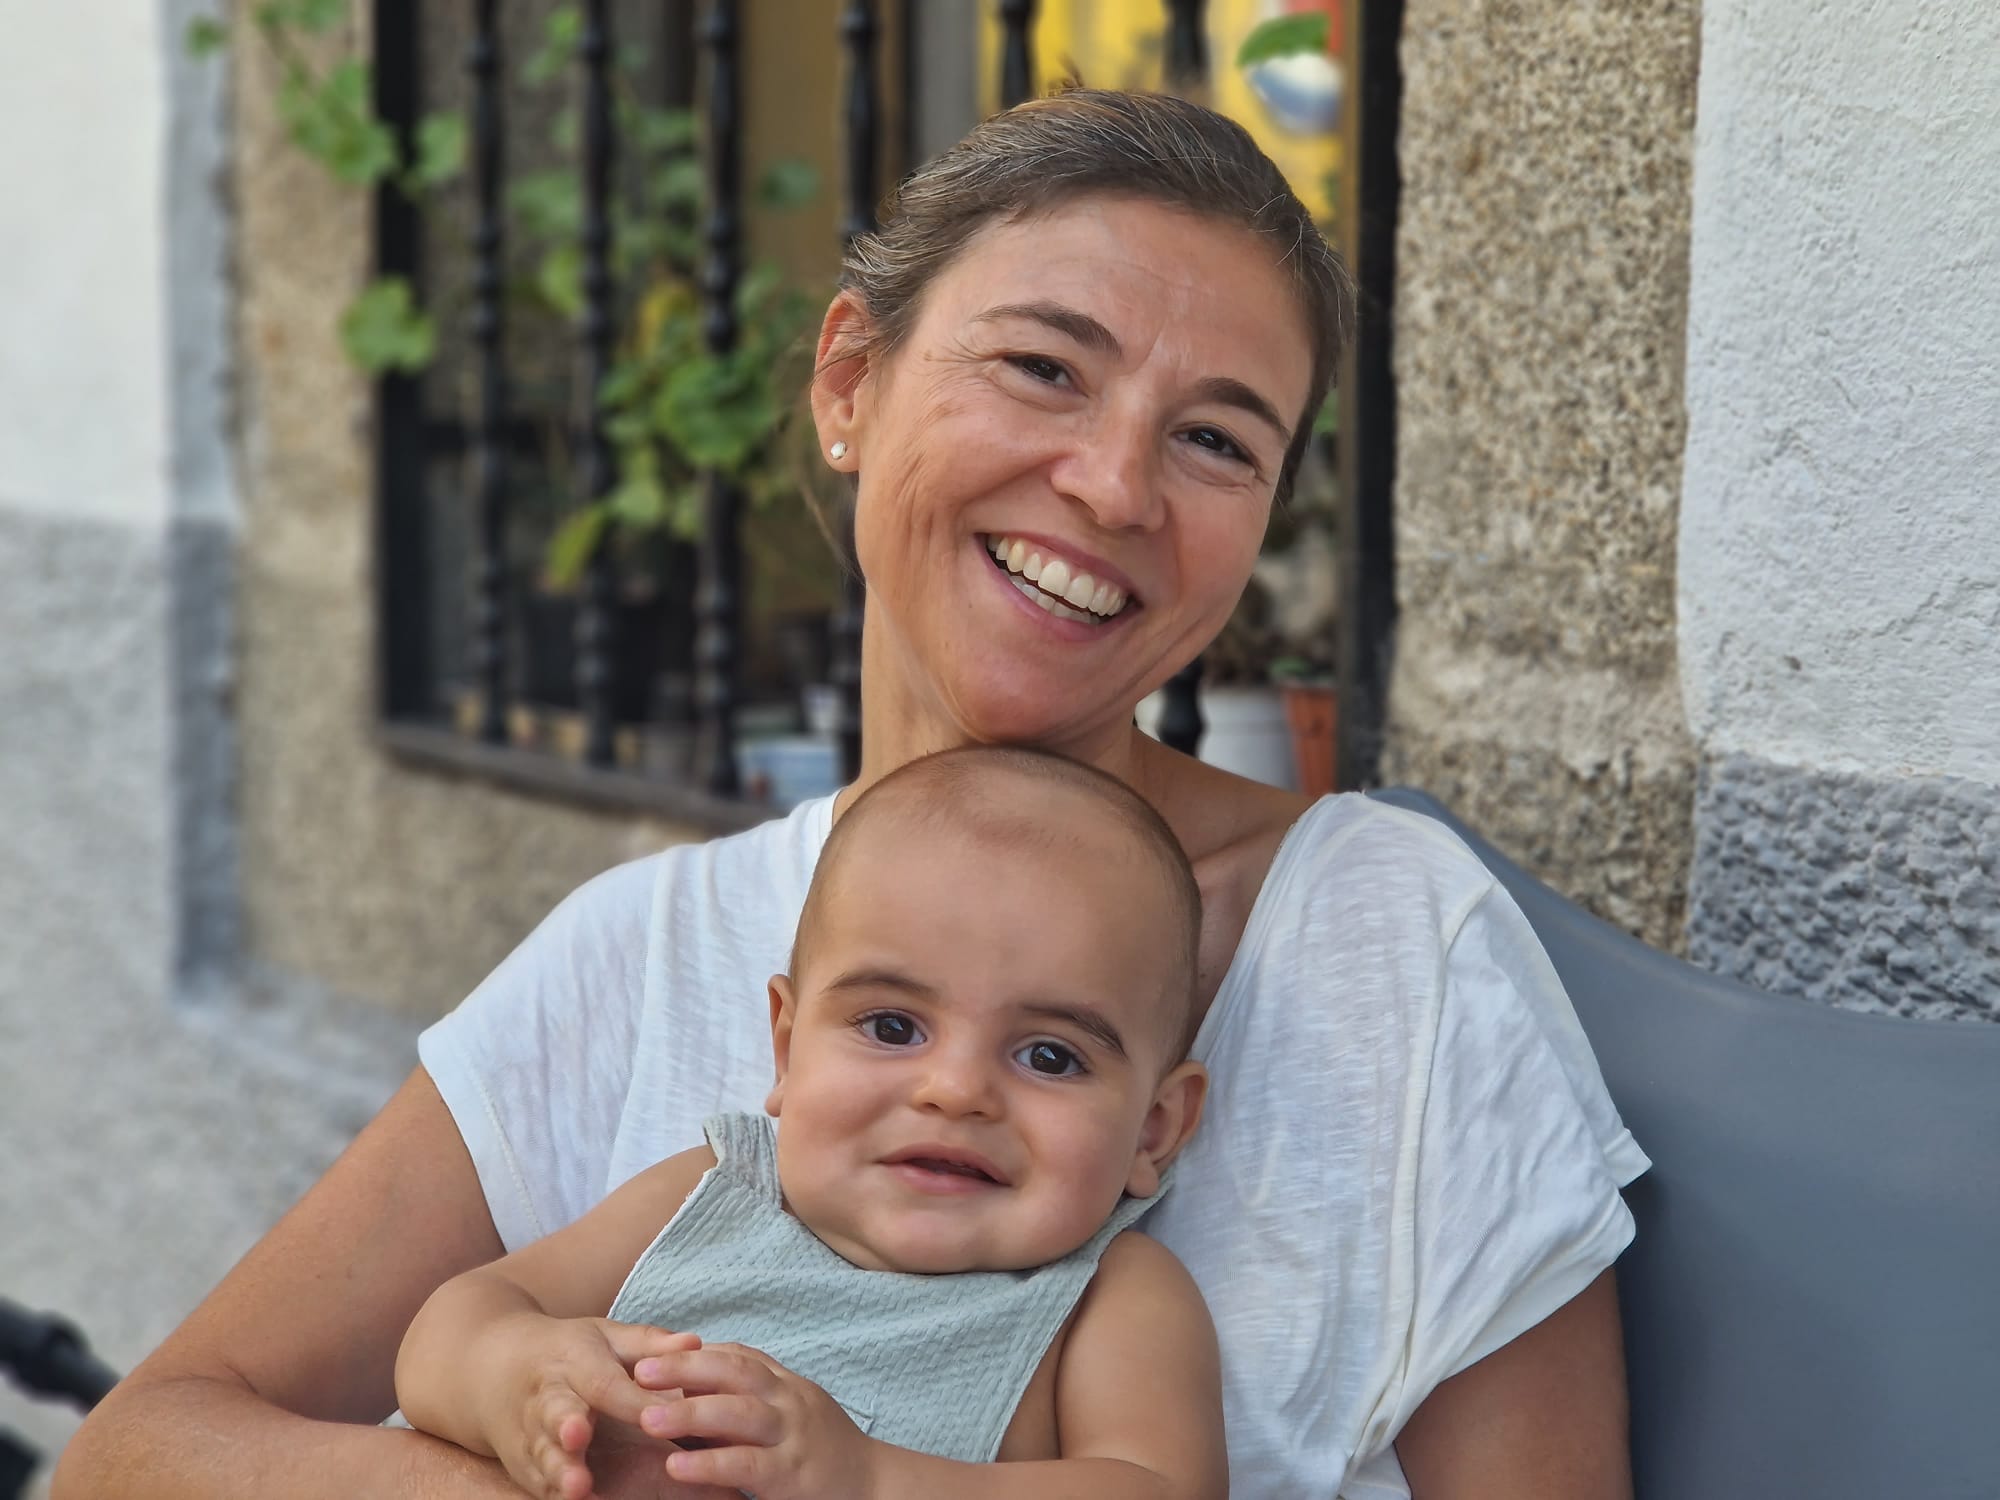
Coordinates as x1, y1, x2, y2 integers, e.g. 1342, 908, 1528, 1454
50, 1067, 528, 1500
1394, 1269, 1633, 1500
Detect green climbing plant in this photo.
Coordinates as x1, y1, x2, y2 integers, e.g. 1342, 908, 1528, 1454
190, 2, 822, 588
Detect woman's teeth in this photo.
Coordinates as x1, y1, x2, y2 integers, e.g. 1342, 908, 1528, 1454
985, 536, 1130, 623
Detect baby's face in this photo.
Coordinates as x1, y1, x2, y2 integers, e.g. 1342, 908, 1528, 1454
766, 805, 1194, 1275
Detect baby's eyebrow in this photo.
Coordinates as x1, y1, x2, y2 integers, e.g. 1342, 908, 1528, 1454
1022, 1003, 1128, 1060
822, 968, 934, 1000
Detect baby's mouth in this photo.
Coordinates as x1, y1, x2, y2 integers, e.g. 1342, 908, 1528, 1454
902, 1157, 998, 1183
885, 1145, 1010, 1186
983, 535, 1135, 625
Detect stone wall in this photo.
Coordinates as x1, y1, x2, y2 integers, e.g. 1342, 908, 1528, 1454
1384, 0, 1703, 952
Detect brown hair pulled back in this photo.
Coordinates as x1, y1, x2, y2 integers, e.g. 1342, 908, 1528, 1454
837, 87, 1356, 505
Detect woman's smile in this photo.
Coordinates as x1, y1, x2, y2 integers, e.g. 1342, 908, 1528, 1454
982, 533, 1135, 623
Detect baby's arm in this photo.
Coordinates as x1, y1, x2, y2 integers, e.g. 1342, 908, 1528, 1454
642, 1230, 1226, 1500
395, 1143, 717, 1500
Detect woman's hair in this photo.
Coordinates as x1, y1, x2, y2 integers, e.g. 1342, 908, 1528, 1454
838, 87, 1357, 505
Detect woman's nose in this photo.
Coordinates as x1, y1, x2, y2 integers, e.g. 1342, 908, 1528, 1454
1052, 407, 1163, 533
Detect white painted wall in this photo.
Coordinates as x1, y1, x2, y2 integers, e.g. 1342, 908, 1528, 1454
0, 1, 174, 524
1679, 0, 2000, 782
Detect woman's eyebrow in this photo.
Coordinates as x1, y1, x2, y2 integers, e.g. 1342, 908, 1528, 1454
974, 299, 1122, 356
974, 300, 1291, 442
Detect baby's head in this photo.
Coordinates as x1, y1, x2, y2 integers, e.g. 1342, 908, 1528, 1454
766, 746, 1206, 1275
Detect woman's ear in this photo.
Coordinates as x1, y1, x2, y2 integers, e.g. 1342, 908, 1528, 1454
809, 289, 876, 468
765, 974, 797, 1117
1126, 1060, 1209, 1198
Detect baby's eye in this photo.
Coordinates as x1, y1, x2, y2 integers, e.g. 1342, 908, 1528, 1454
1016, 1040, 1085, 1077
861, 1012, 922, 1046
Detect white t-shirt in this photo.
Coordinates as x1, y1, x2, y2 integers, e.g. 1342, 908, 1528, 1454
420, 792, 1648, 1498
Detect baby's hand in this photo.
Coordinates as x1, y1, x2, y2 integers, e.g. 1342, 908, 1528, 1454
629, 1343, 877, 1500
488, 1319, 706, 1500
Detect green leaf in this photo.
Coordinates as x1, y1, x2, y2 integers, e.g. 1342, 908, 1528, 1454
655, 156, 705, 215
340, 279, 435, 374
256, 0, 343, 33
667, 479, 705, 540
544, 503, 611, 589
1312, 391, 1340, 438
279, 60, 396, 186
607, 462, 669, 530
632, 107, 698, 158
1235, 13, 1329, 67
525, 4, 583, 85
734, 262, 784, 319
184, 17, 228, 57
510, 171, 583, 240
757, 158, 820, 211
535, 245, 584, 319
286, 0, 347, 32
656, 356, 776, 474
406, 112, 467, 190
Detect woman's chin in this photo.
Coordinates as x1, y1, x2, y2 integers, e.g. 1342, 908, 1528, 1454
943, 679, 1142, 752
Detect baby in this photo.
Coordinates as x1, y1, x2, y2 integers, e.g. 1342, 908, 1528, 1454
395, 745, 1223, 1500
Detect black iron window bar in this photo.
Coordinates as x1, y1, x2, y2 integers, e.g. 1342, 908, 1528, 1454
375, 1, 1236, 822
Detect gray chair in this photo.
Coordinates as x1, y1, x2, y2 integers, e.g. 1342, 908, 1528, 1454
1370, 788, 2000, 1500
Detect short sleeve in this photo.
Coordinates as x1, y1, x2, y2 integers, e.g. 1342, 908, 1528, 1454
418, 854, 660, 1250
1392, 880, 1650, 1421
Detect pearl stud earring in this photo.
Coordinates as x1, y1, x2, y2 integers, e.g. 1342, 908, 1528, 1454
829, 441, 849, 461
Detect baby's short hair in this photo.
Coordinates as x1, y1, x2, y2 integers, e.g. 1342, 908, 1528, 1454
793, 747, 1204, 1060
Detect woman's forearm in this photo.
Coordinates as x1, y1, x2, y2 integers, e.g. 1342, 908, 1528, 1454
50, 1369, 525, 1500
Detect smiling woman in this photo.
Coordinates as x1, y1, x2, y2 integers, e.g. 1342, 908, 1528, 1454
56, 89, 1643, 1500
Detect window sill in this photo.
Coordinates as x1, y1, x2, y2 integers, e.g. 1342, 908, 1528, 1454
377, 720, 775, 835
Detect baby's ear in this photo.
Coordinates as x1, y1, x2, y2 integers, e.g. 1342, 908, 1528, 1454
1126, 1060, 1208, 1198
765, 975, 796, 1117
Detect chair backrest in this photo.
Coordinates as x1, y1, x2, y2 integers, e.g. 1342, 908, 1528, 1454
1371, 788, 2000, 1500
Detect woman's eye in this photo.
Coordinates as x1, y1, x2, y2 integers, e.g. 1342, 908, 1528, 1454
861, 1013, 921, 1046
1017, 1040, 1085, 1077
1183, 425, 1250, 464
1008, 354, 1069, 386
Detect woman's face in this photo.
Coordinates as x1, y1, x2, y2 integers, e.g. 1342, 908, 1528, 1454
824, 196, 1315, 751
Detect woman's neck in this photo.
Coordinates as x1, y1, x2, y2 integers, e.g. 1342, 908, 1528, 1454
838, 604, 1169, 820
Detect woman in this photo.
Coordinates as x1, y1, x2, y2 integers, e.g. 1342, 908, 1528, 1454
55, 90, 1645, 1499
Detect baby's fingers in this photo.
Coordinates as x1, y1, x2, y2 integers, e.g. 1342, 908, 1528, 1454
663, 1440, 776, 1496
523, 1387, 597, 1500
597, 1320, 703, 1369
639, 1393, 781, 1450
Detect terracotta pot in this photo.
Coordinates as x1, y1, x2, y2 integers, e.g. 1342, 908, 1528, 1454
1281, 683, 1338, 798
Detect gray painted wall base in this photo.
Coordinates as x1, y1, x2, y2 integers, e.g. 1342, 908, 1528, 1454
0, 506, 238, 1009
1688, 754, 2000, 1022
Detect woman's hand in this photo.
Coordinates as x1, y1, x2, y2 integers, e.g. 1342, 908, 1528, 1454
628, 1343, 877, 1500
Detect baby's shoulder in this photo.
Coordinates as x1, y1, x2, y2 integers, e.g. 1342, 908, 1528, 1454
1071, 1230, 1211, 1338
